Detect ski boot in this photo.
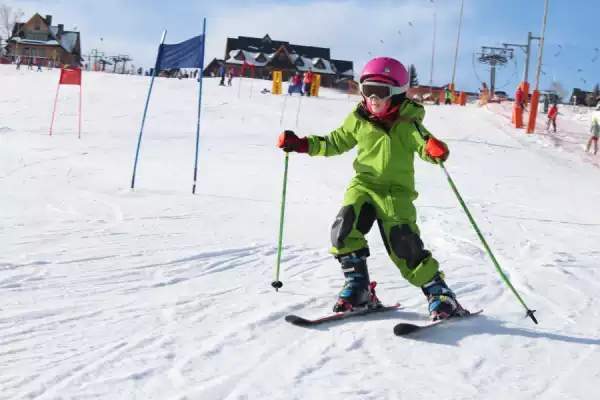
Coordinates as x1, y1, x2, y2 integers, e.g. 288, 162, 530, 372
421, 271, 469, 321
332, 251, 382, 313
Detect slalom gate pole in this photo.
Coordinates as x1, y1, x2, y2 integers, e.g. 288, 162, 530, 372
49, 81, 61, 136
78, 84, 82, 139
295, 96, 302, 128
192, 18, 207, 195
131, 30, 167, 190
271, 152, 290, 291
412, 122, 537, 324
279, 95, 288, 126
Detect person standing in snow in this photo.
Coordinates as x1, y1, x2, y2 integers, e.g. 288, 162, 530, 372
303, 68, 314, 97
480, 82, 489, 106
227, 67, 235, 86
515, 86, 525, 110
219, 63, 226, 86
547, 103, 559, 133
586, 108, 600, 155
288, 71, 303, 96
277, 57, 470, 321
444, 87, 452, 105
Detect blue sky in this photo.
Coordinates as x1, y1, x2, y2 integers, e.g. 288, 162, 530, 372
5, 0, 599, 96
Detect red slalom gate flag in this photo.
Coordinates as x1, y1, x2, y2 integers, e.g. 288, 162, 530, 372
59, 67, 82, 86
49, 67, 83, 138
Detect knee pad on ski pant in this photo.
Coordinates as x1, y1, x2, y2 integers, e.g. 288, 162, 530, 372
379, 222, 439, 287
331, 202, 376, 251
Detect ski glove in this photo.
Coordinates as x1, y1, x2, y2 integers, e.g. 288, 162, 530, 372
278, 130, 309, 153
425, 137, 449, 162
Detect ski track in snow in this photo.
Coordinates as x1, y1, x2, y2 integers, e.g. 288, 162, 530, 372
2, 66, 600, 399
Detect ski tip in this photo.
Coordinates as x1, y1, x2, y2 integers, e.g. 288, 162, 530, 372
284, 315, 312, 327
393, 323, 421, 336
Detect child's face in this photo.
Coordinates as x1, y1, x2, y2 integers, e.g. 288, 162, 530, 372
368, 96, 390, 114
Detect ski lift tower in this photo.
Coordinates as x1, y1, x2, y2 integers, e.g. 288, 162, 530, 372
477, 46, 513, 97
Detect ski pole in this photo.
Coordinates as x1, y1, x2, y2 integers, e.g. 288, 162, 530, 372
412, 122, 537, 324
279, 95, 288, 127
272, 152, 290, 291
437, 161, 537, 324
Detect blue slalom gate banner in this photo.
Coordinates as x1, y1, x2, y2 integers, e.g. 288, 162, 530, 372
156, 35, 205, 70
131, 19, 207, 194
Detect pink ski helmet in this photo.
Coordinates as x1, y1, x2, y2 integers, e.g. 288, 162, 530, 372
360, 57, 409, 94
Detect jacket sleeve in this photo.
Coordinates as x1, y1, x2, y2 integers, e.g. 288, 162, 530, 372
411, 121, 450, 164
306, 113, 359, 157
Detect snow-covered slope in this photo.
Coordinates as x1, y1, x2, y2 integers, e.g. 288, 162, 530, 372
486, 101, 600, 168
2, 65, 600, 400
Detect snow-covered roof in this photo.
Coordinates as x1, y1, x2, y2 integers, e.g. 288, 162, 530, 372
10, 38, 61, 46
289, 54, 335, 74
226, 50, 270, 67
225, 47, 340, 75
49, 27, 78, 53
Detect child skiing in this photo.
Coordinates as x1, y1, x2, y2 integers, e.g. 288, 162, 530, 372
277, 57, 469, 321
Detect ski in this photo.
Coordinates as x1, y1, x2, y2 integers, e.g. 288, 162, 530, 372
285, 303, 401, 327
393, 309, 483, 336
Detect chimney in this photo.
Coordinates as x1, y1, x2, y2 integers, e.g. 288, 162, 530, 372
57, 24, 64, 39
45, 15, 52, 26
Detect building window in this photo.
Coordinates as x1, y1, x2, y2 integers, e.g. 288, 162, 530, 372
34, 21, 41, 31
40, 48, 46, 58
234, 51, 245, 61
295, 58, 304, 67
31, 48, 37, 57
277, 52, 287, 61
255, 53, 267, 63
23, 48, 29, 56
314, 59, 325, 70
25, 32, 48, 41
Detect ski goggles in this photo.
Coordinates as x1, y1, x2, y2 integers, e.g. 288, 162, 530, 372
360, 81, 407, 100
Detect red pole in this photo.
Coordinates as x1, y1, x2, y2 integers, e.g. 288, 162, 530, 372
78, 84, 82, 139
49, 82, 61, 136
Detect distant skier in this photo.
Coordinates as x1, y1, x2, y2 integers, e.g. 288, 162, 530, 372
219, 63, 226, 86
515, 86, 525, 109
444, 87, 452, 105
586, 108, 599, 155
303, 68, 314, 97
547, 103, 558, 133
288, 71, 303, 95
479, 82, 489, 106
227, 67, 235, 86
277, 57, 470, 321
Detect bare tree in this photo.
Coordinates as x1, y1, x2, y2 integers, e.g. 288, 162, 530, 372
0, 4, 24, 55
550, 81, 568, 103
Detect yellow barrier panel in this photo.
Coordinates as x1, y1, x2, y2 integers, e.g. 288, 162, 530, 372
272, 71, 282, 95
310, 74, 321, 97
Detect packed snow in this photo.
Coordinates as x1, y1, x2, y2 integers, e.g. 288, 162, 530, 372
1, 65, 600, 400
